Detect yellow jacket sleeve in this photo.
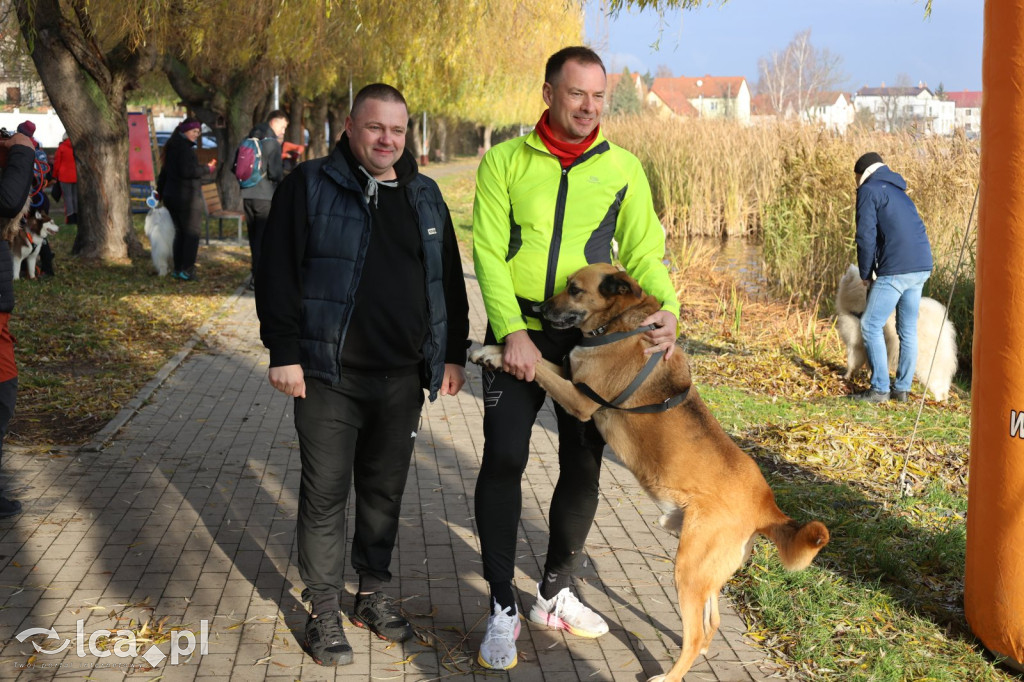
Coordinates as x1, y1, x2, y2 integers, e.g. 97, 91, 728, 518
472, 148, 526, 341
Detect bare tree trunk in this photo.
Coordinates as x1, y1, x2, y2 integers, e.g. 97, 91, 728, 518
16, 0, 145, 260
284, 90, 306, 158
481, 124, 494, 152
327, 102, 345, 147
308, 94, 329, 159
409, 115, 424, 159
434, 117, 448, 162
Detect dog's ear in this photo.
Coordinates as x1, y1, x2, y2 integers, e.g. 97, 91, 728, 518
599, 273, 641, 299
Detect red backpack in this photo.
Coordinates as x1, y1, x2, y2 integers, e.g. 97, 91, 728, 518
232, 137, 263, 188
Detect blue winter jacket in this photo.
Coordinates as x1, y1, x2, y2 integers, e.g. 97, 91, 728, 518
855, 166, 933, 281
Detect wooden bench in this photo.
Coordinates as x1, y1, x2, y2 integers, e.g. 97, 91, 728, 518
201, 183, 245, 244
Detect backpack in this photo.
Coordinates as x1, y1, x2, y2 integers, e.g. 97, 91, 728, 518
233, 137, 263, 188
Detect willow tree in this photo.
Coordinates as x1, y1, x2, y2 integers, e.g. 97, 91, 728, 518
11, 0, 174, 259
161, 0, 319, 210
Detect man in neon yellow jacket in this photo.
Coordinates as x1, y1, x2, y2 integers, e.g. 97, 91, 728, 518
472, 46, 681, 670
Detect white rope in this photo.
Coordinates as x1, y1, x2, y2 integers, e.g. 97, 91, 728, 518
897, 183, 979, 497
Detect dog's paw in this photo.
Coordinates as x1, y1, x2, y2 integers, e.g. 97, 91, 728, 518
468, 345, 505, 371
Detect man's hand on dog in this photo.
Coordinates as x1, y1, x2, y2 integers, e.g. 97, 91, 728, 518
641, 309, 679, 360
269, 364, 306, 398
501, 330, 542, 382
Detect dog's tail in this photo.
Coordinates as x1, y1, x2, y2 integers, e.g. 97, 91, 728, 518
762, 517, 830, 571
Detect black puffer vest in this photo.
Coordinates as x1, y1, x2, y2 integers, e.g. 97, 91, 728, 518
299, 146, 448, 400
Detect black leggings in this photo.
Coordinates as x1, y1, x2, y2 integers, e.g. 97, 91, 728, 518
474, 324, 606, 587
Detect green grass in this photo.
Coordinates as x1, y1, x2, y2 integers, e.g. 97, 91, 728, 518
10, 211, 251, 444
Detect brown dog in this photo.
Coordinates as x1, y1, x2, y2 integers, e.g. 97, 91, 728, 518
469, 263, 829, 682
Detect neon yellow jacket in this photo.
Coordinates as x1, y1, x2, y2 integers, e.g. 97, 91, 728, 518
473, 128, 679, 341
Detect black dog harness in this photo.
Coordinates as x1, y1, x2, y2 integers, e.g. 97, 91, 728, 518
570, 324, 689, 413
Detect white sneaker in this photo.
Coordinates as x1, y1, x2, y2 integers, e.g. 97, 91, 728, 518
477, 600, 521, 670
528, 584, 609, 638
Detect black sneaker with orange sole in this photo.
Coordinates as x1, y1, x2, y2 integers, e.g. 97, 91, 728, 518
304, 610, 353, 666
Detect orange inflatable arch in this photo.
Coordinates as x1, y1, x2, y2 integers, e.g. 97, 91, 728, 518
965, 0, 1024, 671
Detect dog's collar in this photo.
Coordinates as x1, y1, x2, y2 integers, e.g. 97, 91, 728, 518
579, 323, 657, 347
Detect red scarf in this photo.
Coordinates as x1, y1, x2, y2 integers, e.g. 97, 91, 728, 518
535, 110, 599, 168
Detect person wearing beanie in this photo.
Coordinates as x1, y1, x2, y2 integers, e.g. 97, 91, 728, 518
850, 151, 933, 403
156, 117, 214, 281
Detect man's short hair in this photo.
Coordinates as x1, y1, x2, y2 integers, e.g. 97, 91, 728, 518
545, 46, 606, 85
351, 84, 407, 119
267, 109, 289, 123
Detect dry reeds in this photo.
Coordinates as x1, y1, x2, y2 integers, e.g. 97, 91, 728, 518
604, 115, 980, 371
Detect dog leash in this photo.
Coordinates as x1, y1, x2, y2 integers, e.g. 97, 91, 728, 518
570, 323, 689, 413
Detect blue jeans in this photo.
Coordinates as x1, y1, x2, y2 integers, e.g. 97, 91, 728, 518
860, 271, 931, 393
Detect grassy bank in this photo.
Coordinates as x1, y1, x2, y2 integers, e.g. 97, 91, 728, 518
9, 215, 251, 445
672, 258, 995, 681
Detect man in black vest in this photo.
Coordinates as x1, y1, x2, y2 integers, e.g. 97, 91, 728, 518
256, 83, 469, 667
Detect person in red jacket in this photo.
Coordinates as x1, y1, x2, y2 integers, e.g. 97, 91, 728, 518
51, 134, 77, 224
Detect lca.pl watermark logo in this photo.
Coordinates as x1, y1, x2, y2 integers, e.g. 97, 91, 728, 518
14, 619, 209, 668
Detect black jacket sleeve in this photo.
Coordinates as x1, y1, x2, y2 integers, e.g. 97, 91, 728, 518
441, 206, 470, 366
0, 145, 35, 218
254, 168, 307, 367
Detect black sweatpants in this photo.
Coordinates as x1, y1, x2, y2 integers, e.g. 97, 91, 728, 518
243, 198, 272, 278
166, 200, 202, 273
294, 373, 424, 597
474, 323, 606, 589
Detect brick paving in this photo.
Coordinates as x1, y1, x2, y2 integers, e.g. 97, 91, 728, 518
0, 261, 783, 681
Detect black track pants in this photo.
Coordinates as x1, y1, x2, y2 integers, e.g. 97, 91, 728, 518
474, 324, 606, 587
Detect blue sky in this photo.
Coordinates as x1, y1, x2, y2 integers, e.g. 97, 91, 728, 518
585, 0, 983, 94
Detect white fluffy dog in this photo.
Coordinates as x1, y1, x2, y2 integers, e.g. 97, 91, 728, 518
145, 206, 175, 276
835, 264, 958, 401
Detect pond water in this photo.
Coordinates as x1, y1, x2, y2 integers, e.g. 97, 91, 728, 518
690, 236, 767, 298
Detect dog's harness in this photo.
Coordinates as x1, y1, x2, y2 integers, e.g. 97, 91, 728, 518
17, 218, 38, 255
570, 324, 689, 413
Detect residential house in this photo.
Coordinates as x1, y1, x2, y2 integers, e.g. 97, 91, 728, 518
647, 75, 750, 124
853, 84, 956, 135
606, 71, 647, 101
945, 90, 982, 137
804, 91, 855, 134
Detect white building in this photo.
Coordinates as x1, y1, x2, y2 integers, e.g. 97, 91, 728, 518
853, 85, 956, 135
647, 75, 751, 124
945, 90, 982, 137
803, 91, 855, 134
